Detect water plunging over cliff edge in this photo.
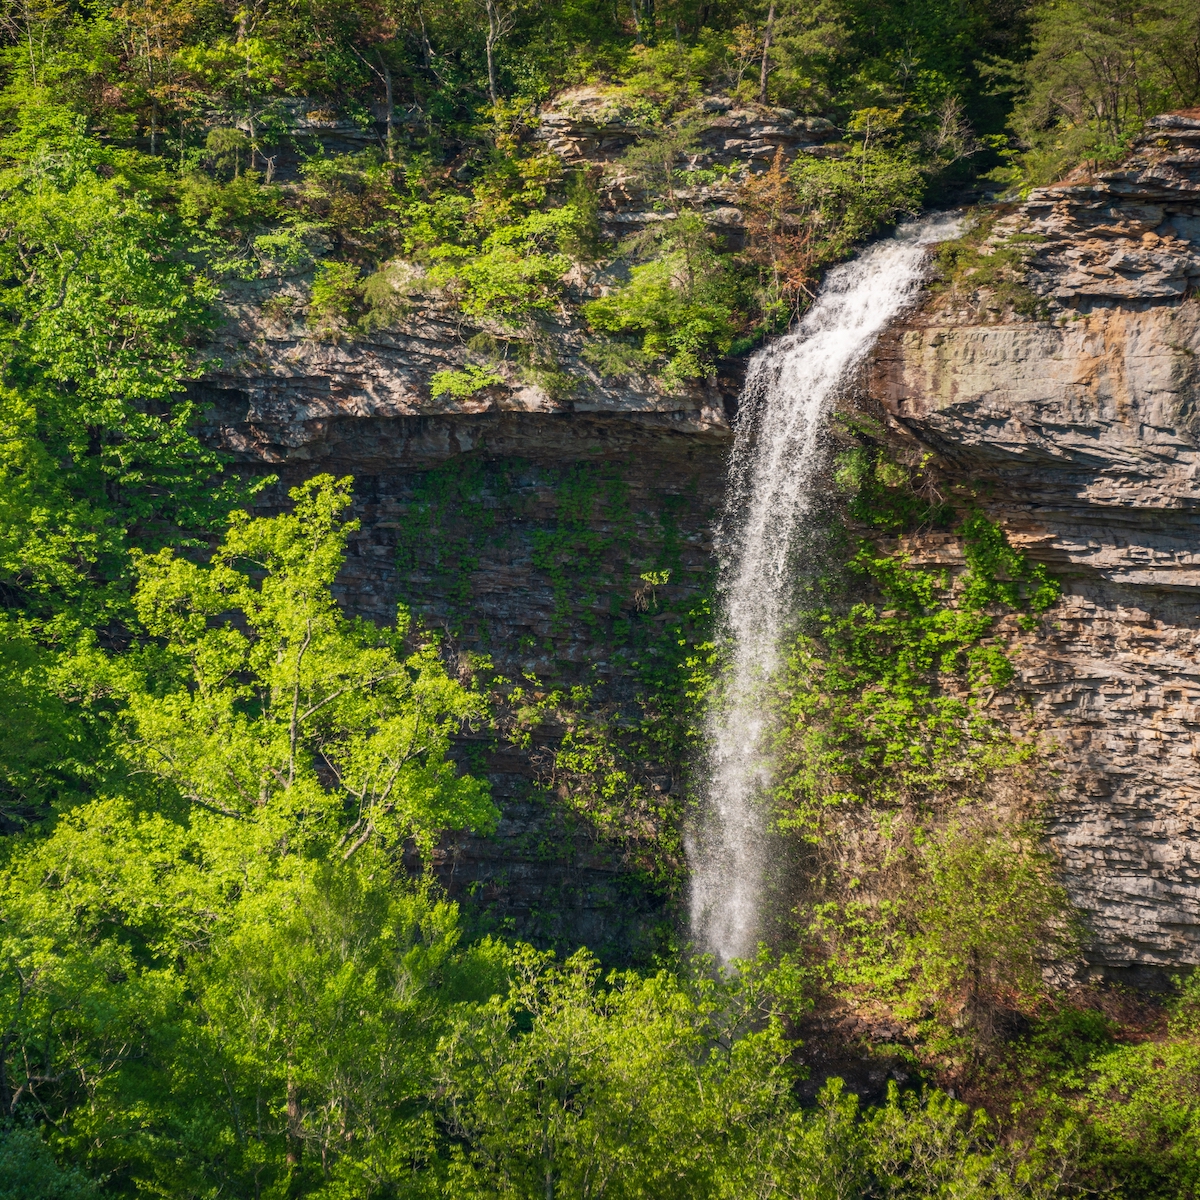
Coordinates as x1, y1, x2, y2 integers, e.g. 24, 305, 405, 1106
688, 212, 964, 964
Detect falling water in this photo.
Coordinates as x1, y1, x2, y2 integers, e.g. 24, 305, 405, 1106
689, 212, 963, 964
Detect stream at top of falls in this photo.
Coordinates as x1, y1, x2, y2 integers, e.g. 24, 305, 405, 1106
687, 211, 964, 965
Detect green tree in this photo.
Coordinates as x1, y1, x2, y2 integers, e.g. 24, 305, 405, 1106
437, 945, 1063, 1198
126, 473, 494, 855
0, 477, 497, 1191
1006, 0, 1200, 183
0, 1127, 97, 1199
0, 102, 232, 633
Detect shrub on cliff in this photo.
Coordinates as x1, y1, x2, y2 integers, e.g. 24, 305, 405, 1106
583, 212, 743, 390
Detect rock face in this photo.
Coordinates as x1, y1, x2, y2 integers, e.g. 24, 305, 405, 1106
201, 95, 1200, 980
866, 110, 1200, 984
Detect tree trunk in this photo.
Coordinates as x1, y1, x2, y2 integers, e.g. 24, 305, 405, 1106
485, 0, 500, 104
285, 1077, 302, 1167
759, 1, 776, 104
380, 53, 395, 161
419, 8, 434, 70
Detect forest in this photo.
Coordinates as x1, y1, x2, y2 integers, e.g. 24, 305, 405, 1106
2, 0, 1200, 1196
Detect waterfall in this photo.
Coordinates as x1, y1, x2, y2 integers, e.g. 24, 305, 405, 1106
688, 213, 963, 964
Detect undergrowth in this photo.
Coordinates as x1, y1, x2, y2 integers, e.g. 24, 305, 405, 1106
930, 210, 1051, 319
770, 423, 1069, 1057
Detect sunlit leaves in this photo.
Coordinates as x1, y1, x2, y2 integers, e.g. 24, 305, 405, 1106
127, 474, 495, 856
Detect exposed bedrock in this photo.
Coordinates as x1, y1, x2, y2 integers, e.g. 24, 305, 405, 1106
198, 104, 1200, 979
866, 110, 1200, 984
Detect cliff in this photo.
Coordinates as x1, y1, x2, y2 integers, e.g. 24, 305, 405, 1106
198, 100, 1200, 981
193, 91, 793, 954
866, 109, 1200, 985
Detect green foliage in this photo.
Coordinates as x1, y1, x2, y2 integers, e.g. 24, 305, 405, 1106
529, 464, 635, 633
788, 139, 927, 262
0, 98, 256, 832
773, 502, 1058, 825
931, 212, 1050, 318
0, 1127, 97, 1199
427, 206, 581, 322
1000, 0, 1200, 185
295, 151, 405, 255
129, 473, 495, 858
505, 675, 687, 890
0, 479, 497, 1195
833, 432, 954, 533
0, 107, 237, 634
1067, 975, 1200, 1196
437, 945, 1063, 1199
819, 820, 1077, 1029
177, 168, 281, 232
204, 125, 252, 175
739, 103, 966, 323
618, 120, 706, 209
584, 212, 744, 389
438, 945, 802, 1197
359, 260, 416, 329
307, 259, 363, 337
582, 337, 655, 377
771, 445, 1069, 1042
430, 363, 505, 398
985, 978, 1200, 1199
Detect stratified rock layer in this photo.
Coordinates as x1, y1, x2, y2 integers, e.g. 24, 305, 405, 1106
201, 98, 1200, 978
868, 110, 1200, 983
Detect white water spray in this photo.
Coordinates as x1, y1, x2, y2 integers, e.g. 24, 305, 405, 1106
688, 213, 963, 964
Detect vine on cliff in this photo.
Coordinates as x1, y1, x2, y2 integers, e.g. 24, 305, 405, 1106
773, 430, 1071, 1047
776, 430, 1059, 826
393, 457, 715, 900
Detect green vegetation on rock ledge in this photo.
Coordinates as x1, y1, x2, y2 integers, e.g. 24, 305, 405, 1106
772, 430, 1071, 1044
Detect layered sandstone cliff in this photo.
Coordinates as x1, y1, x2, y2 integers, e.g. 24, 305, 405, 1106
867, 110, 1200, 984
199, 98, 1200, 979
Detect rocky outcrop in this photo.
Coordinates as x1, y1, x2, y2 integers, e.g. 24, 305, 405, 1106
197, 85, 832, 464
536, 87, 836, 243
866, 110, 1200, 984
201, 90, 1200, 979
196, 292, 733, 465
536, 86, 835, 168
